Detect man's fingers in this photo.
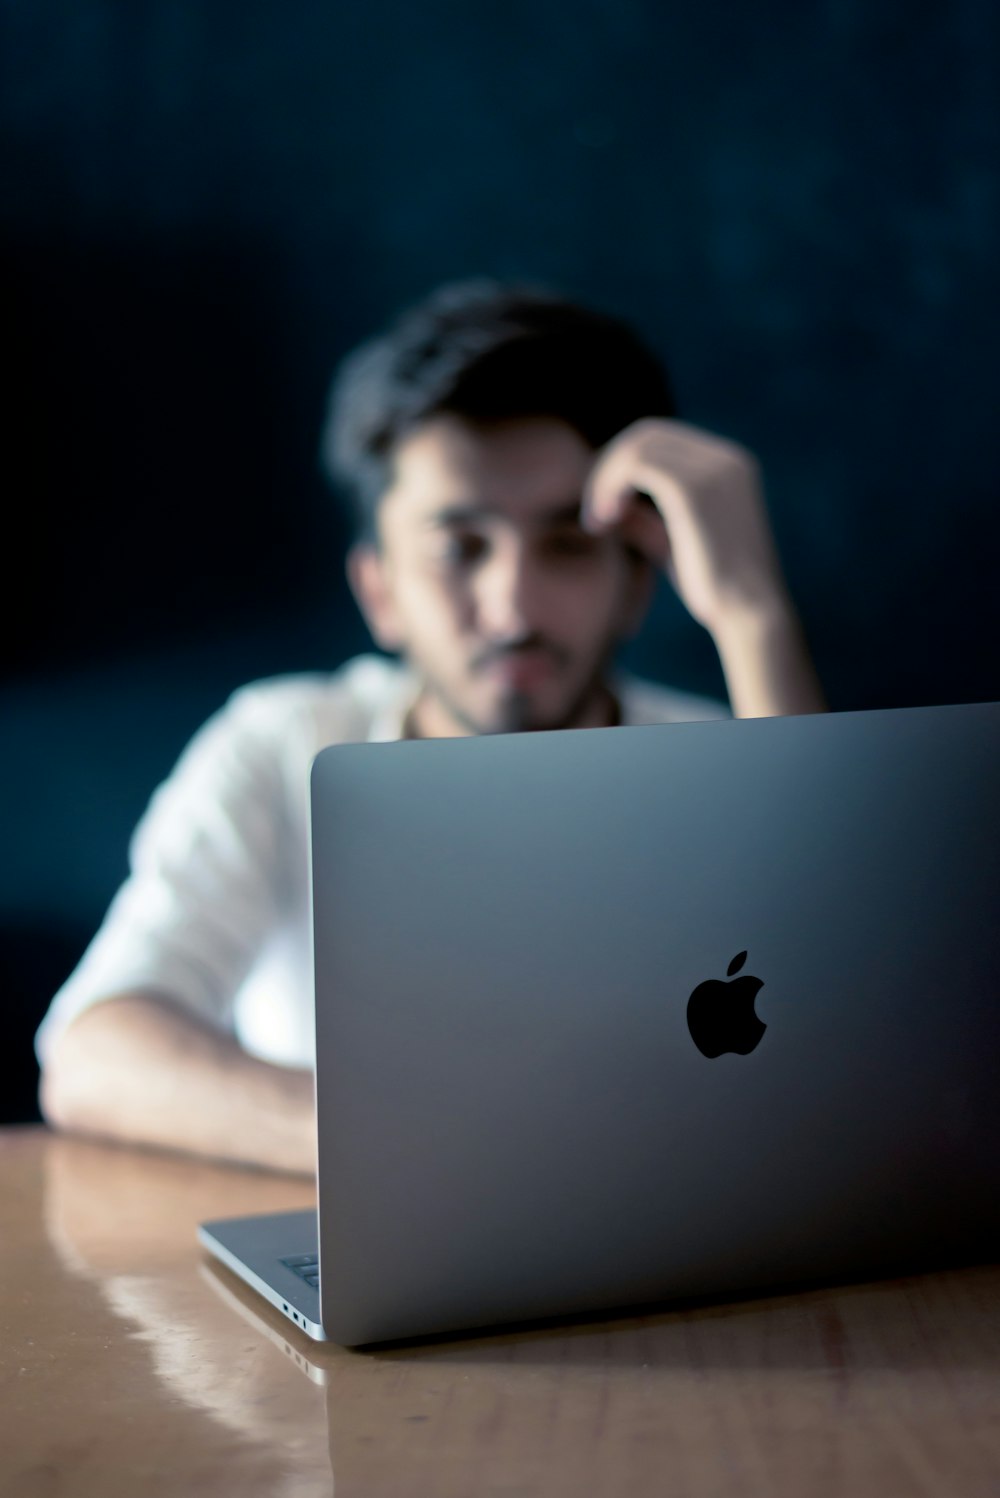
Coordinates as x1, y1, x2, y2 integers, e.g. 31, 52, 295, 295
580, 474, 632, 532
582, 469, 671, 567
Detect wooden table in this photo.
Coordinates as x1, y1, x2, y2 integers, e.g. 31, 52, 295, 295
2, 1126, 999, 1497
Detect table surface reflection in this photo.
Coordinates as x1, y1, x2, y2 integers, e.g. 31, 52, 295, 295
2, 1125, 1000, 1497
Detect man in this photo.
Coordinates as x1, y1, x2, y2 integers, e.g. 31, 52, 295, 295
37, 278, 825, 1174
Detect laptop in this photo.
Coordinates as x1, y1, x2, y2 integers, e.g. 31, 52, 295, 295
199, 701, 1000, 1346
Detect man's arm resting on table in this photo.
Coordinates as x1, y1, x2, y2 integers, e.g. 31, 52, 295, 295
39, 991, 316, 1175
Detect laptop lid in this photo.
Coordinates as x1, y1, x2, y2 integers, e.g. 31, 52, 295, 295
310, 702, 1000, 1346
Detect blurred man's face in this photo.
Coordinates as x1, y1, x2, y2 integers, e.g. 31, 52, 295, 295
348, 413, 652, 737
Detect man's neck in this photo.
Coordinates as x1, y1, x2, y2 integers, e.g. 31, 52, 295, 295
404, 682, 620, 740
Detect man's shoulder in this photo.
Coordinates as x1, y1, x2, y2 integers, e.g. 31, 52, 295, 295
227, 654, 407, 710
618, 672, 730, 725
217, 654, 414, 746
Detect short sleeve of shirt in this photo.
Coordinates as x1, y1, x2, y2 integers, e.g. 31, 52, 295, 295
33, 654, 729, 1068
34, 681, 299, 1065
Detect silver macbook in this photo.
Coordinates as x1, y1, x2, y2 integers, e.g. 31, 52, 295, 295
199, 701, 1000, 1345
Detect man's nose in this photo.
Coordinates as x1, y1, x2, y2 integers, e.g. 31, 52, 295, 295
474, 542, 542, 641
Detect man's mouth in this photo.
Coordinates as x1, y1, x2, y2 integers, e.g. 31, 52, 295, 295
475, 645, 563, 690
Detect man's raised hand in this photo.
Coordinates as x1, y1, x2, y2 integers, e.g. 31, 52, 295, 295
581, 417, 792, 636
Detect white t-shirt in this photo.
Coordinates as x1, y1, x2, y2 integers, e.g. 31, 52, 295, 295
35, 654, 727, 1069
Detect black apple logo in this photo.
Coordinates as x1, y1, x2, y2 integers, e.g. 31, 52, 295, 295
686, 950, 766, 1058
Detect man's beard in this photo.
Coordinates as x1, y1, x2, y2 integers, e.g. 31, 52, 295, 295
414, 645, 618, 737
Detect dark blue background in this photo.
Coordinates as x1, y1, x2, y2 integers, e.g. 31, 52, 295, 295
2, 0, 998, 1120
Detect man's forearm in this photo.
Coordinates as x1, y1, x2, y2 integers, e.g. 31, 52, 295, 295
40, 992, 316, 1175
712, 598, 827, 719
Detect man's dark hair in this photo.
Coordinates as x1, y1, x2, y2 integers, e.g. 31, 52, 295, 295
320, 277, 677, 541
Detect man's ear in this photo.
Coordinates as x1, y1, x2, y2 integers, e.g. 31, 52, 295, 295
346, 541, 406, 652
